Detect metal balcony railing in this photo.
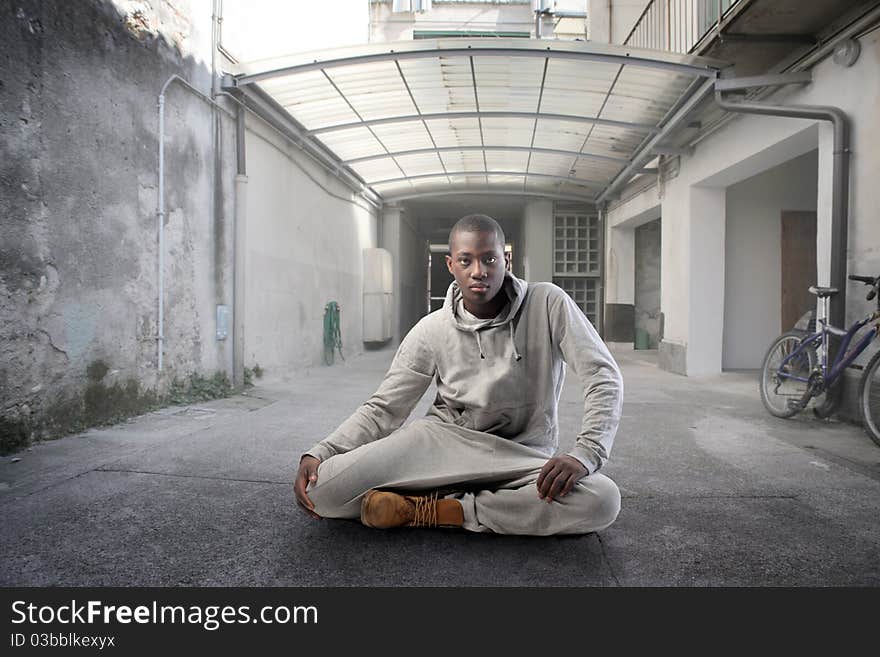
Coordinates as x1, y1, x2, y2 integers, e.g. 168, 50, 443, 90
623, 0, 741, 54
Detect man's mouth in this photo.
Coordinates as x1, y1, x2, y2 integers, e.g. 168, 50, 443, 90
469, 284, 489, 290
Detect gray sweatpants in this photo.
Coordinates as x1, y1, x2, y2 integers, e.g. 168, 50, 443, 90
307, 417, 621, 536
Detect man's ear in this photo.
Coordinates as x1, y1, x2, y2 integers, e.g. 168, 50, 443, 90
504, 251, 511, 272
445, 253, 454, 275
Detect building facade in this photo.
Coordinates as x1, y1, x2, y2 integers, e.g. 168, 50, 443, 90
3, 0, 878, 449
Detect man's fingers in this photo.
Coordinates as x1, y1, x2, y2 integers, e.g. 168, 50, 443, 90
547, 470, 568, 501
295, 498, 321, 520
294, 457, 322, 519
537, 464, 557, 497
298, 486, 315, 511
559, 473, 577, 498
294, 473, 316, 512
559, 474, 576, 497
540, 466, 564, 499
536, 461, 554, 493
304, 473, 318, 491
293, 481, 318, 516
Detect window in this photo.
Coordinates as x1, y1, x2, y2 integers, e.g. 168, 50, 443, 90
553, 211, 602, 327
554, 277, 599, 325
553, 213, 599, 275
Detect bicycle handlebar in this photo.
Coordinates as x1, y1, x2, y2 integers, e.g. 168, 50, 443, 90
849, 274, 876, 284
849, 274, 880, 304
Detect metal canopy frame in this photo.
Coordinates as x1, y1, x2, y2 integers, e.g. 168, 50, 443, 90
342, 145, 630, 166
229, 39, 725, 206
309, 112, 661, 136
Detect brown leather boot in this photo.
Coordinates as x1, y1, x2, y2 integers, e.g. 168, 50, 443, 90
360, 490, 464, 529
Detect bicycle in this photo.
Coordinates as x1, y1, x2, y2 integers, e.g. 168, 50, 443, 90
759, 274, 880, 447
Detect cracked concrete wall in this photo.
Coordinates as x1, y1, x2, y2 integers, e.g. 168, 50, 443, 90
1, 0, 236, 449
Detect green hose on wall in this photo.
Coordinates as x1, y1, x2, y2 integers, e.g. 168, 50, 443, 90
323, 301, 344, 365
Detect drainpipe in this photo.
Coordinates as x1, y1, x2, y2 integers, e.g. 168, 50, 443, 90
233, 103, 247, 390
157, 81, 170, 372
714, 90, 850, 329
157, 74, 236, 373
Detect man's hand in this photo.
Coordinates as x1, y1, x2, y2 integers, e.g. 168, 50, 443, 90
537, 455, 588, 503
294, 455, 321, 519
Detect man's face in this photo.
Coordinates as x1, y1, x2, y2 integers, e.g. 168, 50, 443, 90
446, 229, 510, 314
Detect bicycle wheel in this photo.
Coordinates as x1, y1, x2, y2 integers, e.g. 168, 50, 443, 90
759, 331, 817, 418
858, 349, 880, 447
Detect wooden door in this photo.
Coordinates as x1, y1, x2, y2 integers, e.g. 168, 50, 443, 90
780, 211, 817, 331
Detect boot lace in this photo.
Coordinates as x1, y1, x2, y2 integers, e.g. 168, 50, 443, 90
411, 492, 439, 528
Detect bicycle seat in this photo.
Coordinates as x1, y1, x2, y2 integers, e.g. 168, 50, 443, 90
809, 286, 838, 298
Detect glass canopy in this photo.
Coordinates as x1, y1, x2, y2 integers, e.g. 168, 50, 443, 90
234, 39, 724, 203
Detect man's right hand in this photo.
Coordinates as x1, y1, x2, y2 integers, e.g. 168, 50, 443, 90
294, 455, 321, 519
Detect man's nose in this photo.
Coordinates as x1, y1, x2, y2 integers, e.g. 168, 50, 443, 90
471, 262, 485, 278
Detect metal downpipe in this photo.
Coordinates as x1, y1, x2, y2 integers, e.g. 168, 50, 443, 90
714, 91, 850, 329
233, 103, 247, 390
157, 74, 236, 373
157, 84, 168, 372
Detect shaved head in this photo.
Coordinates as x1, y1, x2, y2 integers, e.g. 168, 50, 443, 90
448, 214, 505, 253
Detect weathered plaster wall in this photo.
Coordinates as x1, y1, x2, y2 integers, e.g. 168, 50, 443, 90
1, 1, 235, 450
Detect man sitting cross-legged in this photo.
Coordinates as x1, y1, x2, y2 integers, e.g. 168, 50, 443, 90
294, 214, 623, 536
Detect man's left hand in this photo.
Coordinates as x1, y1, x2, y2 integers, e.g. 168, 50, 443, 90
537, 455, 588, 502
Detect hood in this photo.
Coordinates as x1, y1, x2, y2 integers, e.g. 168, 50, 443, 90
443, 271, 528, 361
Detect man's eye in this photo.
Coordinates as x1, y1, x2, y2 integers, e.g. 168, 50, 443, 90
459, 259, 469, 266
486, 257, 496, 264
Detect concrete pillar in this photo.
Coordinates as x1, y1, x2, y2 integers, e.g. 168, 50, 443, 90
659, 184, 725, 376
604, 223, 635, 342
522, 200, 553, 282
686, 186, 726, 376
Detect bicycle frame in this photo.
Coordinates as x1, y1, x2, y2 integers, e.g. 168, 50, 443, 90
778, 312, 880, 387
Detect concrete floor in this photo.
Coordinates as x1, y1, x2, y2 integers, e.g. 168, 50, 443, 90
1, 346, 879, 586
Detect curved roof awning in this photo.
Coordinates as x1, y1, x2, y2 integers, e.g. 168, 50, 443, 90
231, 39, 725, 205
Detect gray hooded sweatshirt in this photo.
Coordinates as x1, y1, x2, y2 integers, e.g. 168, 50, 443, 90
305, 271, 623, 475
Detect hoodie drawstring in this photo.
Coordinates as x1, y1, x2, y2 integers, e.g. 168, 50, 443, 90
509, 323, 522, 361
474, 325, 521, 362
